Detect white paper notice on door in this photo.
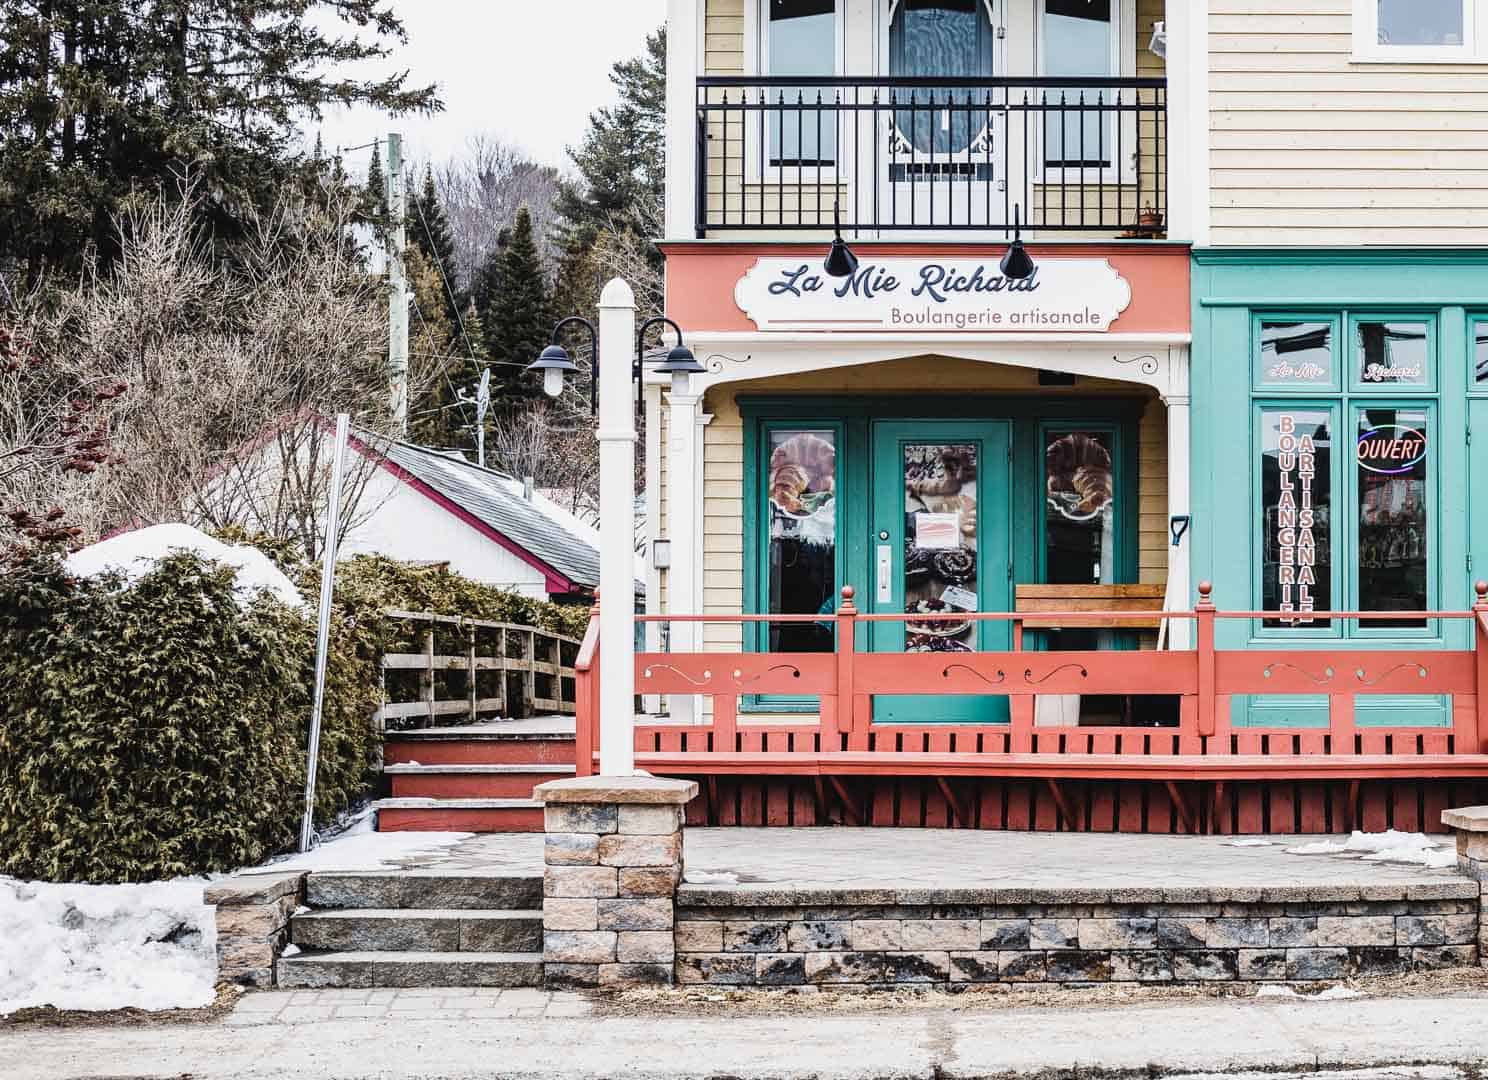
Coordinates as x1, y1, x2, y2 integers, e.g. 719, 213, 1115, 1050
940, 585, 978, 612
914, 512, 961, 550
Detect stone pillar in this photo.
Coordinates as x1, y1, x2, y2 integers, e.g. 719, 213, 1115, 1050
1442, 806, 1488, 966
535, 775, 698, 989
205, 871, 307, 988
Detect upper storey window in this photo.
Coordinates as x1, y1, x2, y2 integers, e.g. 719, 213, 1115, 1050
1352, 0, 1488, 61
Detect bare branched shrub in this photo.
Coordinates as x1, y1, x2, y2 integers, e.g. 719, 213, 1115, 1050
1, 173, 428, 561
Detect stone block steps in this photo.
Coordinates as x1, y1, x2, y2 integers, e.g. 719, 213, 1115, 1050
280, 870, 544, 989
378, 720, 575, 833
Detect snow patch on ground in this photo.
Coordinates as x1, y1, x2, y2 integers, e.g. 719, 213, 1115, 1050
1256, 984, 1364, 1001
0, 877, 217, 1016
684, 869, 740, 885
249, 830, 473, 874
1226, 838, 1274, 847
1284, 830, 1456, 868
66, 523, 304, 610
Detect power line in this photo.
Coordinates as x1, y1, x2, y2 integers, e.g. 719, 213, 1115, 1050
408, 171, 484, 373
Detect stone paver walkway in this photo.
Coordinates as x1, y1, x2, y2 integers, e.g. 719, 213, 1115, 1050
223, 988, 591, 1025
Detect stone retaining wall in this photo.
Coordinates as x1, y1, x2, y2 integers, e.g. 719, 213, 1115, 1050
675, 883, 1481, 987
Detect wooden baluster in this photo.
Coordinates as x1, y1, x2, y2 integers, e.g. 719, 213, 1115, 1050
837, 586, 867, 751
466, 619, 477, 723
1475, 581, 1488, 753
1195, 581, 1216, 739
423, 625, 436, 727
524, 630, 537, 717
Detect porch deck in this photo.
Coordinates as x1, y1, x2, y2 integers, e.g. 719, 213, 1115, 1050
579, 585, 1488, 832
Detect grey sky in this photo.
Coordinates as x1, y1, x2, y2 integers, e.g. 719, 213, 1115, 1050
309, 1, 667, 173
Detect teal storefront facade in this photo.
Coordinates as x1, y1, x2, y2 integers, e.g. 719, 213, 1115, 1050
1191, 250, 1488, 728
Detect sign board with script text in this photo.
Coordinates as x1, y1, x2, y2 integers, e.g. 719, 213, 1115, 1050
733, 257, 1132, 333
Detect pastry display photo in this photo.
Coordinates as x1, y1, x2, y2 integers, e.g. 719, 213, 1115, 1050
902, 443, 979, 653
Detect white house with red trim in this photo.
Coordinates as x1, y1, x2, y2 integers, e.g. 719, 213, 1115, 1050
335, 436, 643, 603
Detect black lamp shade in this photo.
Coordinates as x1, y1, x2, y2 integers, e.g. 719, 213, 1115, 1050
824, 235, 859, 279
656, 343, 706, 375
1000, 240, 1035, 281
527, 343, 579, 375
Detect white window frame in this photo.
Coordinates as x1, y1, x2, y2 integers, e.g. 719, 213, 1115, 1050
1035, 0, 1136, 186
1351, 0, 1485, 63
744, 0, 847, 183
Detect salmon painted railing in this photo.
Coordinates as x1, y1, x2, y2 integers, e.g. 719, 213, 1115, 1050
573, 583, 1488, 793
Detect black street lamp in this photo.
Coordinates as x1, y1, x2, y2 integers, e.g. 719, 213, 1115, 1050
823, 199, 858, 279
1000, 205, 1036, 281
527, 314, 705, 414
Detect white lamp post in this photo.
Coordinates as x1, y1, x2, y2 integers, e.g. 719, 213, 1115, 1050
527, 278, 704, 776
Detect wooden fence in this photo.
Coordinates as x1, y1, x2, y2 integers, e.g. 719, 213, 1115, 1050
377, 609, 581, 729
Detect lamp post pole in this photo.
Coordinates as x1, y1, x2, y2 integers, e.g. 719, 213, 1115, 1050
596, 278, 638, 776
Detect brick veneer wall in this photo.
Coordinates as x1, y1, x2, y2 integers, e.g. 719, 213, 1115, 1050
674, 884, 1480, 987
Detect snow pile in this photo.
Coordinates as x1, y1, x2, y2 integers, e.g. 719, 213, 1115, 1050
1285, 830, 1457, 868
254, 830, 472, 874
1226, 838, 1274, 847
0, 877, 216, 1016
66, 523, 305, 610
684, 869, 740, 885
1256, 984, 1362, 1001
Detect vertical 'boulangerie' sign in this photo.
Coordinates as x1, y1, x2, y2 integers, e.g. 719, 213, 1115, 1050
1275, 415, 1318, 622
1262, 410, 1333, 629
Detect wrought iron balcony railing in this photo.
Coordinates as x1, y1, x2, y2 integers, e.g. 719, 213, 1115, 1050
696, 76, 1167, 237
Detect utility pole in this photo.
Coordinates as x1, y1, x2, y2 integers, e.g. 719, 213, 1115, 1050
386, 132, 409, 435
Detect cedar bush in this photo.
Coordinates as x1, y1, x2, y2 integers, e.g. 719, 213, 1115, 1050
0, 552, 378, 884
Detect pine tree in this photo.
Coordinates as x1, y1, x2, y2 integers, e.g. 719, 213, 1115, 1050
411, 164, 459, 323
0, 0, 441, 280
484, 207, 553, 410
556, 27, 666, 251
365, 142, 388, 220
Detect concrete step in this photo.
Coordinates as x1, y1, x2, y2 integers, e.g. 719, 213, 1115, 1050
384, 720, 577, 767
385, 763, 574, 799
278, 950, 543, 989
373, 797, 545, 833
291, 908, 542, 953
306, 871, 543, 911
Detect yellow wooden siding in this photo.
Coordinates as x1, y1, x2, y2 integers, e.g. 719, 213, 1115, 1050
1209, 0, 1488, 244
695, 357, 1169, 652
705, 0, 744, 75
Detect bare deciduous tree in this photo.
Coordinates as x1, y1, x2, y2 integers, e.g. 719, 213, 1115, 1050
433, 135, 563, 290
0, 173, 434, 561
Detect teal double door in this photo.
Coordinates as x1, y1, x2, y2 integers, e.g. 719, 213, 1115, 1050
868, 420, 1012, 724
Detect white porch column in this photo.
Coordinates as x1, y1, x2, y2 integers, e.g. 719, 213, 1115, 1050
666, 388, 703, 722
598, 279, 638, 775
665, 0, 699, 240
1164, 345, 1193, 649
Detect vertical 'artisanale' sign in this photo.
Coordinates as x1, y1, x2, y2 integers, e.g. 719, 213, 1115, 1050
1275, 414, 1318, 624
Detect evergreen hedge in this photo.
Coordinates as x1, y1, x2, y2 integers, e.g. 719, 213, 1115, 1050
0, 552, 378, 884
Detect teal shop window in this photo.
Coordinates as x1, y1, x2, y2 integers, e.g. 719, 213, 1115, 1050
1259, 407, 1334, 629
765, 428, 838, 652
1351, 316, 1435, 393
1355, 406, 1430, 631
1254, 317, 1337, 392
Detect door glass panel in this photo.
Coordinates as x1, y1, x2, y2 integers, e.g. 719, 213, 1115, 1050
1260, 409, 1334, 628
766, 429, 837, 651
1475, 320, 1488, 383
903, 442, 978, 653
768, 0, 837, 166
1044, 431, 1115, 584
1356, 320, 1430, 387
1043, 0, 1113, 167
1376, 0, 1463, 46
1357, 408, 1429, 629
890, 0, 995, 165
1258, 320, 1334, 388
